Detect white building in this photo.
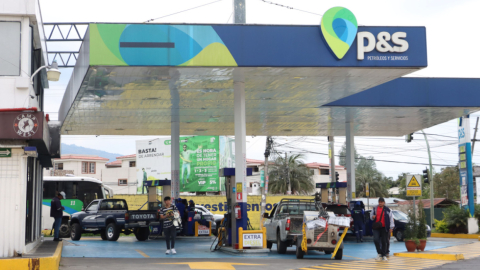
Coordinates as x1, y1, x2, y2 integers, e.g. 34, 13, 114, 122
0, 0, 60, 258
101, 154, 138, 194
44, 154, 109, 180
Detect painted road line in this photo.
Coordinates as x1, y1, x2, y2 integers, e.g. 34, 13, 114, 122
394, 252, 464, 261
135, 249, 150, 258
156, 262, 264, 270
343, 255, 364, 260
430, 233, 480, 239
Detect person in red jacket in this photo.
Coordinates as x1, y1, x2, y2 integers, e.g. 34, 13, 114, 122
370, 197, 394, 261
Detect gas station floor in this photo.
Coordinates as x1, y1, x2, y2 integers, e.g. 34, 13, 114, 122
61, 236, 471, 261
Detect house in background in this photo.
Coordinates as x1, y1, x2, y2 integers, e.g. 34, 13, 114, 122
101, 154, 138, 194
44, 154, 109, 180
306, 162, 347, 189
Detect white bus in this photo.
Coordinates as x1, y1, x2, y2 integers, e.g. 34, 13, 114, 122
42, 176, 113, 238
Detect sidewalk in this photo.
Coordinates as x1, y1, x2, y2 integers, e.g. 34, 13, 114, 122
0, 239, 63, 270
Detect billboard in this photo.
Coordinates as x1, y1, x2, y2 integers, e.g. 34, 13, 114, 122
135, 139, 171, 194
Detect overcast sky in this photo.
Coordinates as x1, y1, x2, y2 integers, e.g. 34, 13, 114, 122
40, 0, 480, 179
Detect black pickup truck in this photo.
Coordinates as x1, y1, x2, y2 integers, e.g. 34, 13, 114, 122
69, 199, 160, 241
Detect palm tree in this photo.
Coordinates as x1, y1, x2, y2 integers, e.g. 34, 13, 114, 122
268, 154, 314, 195
355, 157, 389, 197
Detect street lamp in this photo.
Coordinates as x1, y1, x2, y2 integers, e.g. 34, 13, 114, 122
30, 60, 61, 85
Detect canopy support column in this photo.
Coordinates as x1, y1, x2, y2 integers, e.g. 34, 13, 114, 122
346, 121, 356, 201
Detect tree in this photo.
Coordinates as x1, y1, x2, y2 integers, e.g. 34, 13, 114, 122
338, 141, 361, 167
268, 154, 314, 195
433, 166, 460, 200
355, 157, 389, 197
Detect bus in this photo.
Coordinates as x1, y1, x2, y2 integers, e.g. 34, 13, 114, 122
42, 176, 114, 238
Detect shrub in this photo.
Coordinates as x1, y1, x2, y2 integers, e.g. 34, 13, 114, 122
417, 200, 427, 239
434, 219, 449, 233
443, 206, 469, 234
404, 201, 418, 243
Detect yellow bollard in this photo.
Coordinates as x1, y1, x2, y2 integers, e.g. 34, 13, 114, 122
238, 227, 244, 250
263, 227, 267, 248
194, 221, 198, 237
331, 228, 348, 259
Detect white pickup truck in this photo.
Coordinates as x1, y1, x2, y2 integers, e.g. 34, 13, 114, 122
263, 198, 343, 259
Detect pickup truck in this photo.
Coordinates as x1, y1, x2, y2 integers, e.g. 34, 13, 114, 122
69, 199, 160, 241
263, 198, 343, 259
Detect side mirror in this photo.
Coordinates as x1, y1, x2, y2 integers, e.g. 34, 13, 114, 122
263, 213, 269, 218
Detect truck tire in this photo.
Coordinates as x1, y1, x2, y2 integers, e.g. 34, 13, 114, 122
70, 223, 82, 241
277, 231, 287, 254
59, 221, 71, 238
296, 240, 304, 259
395, 230, 404, 242
100, 229, 108, 240
134, 227, 150, 241
334, 249, 343, 260
106, 223, 120, 241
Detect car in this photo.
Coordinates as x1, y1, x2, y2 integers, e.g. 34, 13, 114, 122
324, 204, 354, 234
391, 210, 431, 241
193, 205, 218, 233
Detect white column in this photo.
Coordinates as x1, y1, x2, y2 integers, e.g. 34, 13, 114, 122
346, 121, 356, 201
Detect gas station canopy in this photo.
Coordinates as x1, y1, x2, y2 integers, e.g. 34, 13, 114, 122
58, 23, 480, 136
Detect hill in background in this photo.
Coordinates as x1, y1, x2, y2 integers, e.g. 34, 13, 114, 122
61, 143, 123, 162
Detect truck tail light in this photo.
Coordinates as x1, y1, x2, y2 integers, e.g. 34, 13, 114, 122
331, 239, 337, 245
125, 213, 129, 221
286, 218, 291, 231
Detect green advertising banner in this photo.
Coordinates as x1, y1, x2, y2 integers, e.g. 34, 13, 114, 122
180, 136, 220, 192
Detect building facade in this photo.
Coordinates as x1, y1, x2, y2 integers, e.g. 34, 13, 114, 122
44, 154, 109, 180
0, 0, 60, 258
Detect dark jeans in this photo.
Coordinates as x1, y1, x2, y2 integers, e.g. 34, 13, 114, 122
53, 217, 62, 239
373, 228, 388, 257
164, 226, 176, 249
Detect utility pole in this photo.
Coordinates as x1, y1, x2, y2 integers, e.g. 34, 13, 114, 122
472, 117, 479, 155
286, 152, 291, 195
328, 136, 336, 202
260, 136, 272, 229
421, 130, 434, 228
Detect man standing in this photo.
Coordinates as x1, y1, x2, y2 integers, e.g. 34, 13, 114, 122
160, 196, 178, 254
50, 191, 65, 241
371, 197, 394, 261
142, 168, 148, 194
180, 144, 202, 189
352, 202, 365, 243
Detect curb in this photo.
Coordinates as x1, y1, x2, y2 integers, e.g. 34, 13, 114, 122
431, 233, 480, 239
0, 241, 63, 270
394, 252, 464, 261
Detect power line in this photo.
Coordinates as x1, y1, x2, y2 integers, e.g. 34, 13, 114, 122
258, 0, 322, 16
144, 0, 225, 23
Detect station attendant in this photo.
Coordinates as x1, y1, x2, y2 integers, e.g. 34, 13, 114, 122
160, 196, 178, 254
370, 197, 394, 261
352, 202, 365, 243
50, 191, 65, 241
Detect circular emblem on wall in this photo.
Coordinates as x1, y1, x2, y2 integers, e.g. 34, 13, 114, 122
13, 113, 39, 137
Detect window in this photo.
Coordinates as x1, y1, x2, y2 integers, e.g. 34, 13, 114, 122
320, 169, 329, 175
82, 162, 96, 174
55, 163, 64, 170
129, 161, 136, 167
43, 181, 57, 200
89, 162, 96, 174
99, 200, 127, 210
82, 162, 88, 173
118, 179, 127, 186
0, 22, 21, 76
278, 204, 317, 215
86, 201, 99, 212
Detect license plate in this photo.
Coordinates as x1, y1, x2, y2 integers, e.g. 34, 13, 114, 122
138, 221, 146, 226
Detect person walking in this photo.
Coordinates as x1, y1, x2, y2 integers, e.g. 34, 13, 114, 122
160, 196, 178, 254
352, 202, 365, 243
50, 191, 65, 241
370, 197, 394, 261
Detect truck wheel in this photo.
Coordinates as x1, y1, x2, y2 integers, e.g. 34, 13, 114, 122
277, 231, 287, 254
134, 227, 150, 241
395, 230, 404, 242
334, 249, 343, 260
106, 223, 120, 241
267, 241, 273, 249
296, 243, 305, 259
70, 223, 82, 241
59, 222, 71, 238
100, 229, 108, 240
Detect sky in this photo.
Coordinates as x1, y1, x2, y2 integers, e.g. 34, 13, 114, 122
39, 0, 480, 179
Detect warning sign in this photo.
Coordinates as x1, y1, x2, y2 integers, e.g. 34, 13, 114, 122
407, 176, 420, 187
406, 174, 422, 197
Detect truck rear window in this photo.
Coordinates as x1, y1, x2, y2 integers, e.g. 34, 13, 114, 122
278, 204, 317, 215
325, 205, 350, 215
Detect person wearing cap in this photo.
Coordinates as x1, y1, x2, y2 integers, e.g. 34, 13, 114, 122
188, 200, 195, 212
370, 197, 394, 261
50, 191, 65, 241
